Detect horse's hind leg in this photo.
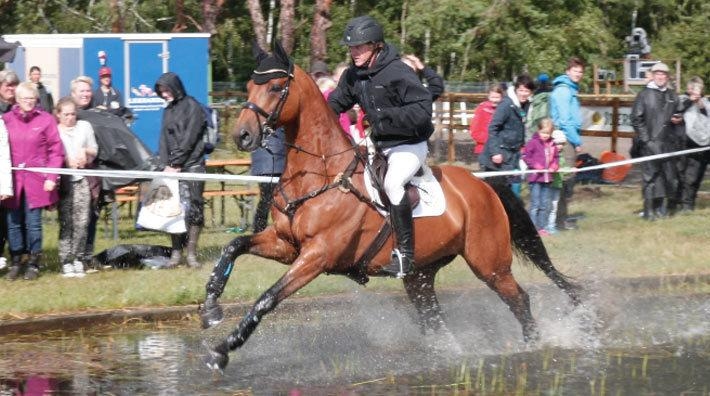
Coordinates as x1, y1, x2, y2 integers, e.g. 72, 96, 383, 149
402, 256, 454, 334
482, 269, 538, 342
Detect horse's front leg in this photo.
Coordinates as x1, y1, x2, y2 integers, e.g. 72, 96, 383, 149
200, 228, 297, 329
205, 249, 326, 371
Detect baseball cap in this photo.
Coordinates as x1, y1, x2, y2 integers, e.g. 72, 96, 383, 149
99, 66, 112, 77
650, 62, 669, 73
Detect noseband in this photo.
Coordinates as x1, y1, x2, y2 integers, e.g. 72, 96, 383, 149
241, 63, 294, 143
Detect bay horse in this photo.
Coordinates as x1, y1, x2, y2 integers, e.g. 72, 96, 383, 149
200, 42, 581, 371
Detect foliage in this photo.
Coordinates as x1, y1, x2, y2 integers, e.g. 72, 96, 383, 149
0, 0, 708, 88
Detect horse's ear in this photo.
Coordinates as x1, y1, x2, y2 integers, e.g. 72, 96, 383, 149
252, 39, 268, 64
272, 40, 290, 66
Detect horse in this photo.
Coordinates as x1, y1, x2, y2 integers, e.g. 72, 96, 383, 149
200, 42, 581, 371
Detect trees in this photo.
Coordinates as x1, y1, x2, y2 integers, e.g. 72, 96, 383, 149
0, 0, 707, 86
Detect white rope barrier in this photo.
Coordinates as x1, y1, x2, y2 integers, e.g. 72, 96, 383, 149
471, 145, 710, 179
12, 145, 710, 183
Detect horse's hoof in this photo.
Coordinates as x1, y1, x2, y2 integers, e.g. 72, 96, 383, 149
204, 341, 229, 372
199, 296, 224, 329
523, 327, 540, 344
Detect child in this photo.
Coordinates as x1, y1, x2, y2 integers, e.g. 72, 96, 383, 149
523, 118, 559, 235
469, 84, 504, 156
547, 130, 567, 234
55, 97, 98, 277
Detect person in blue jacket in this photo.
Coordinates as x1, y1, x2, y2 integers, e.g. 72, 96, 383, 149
250, 127, 286, 233
550, 57, 586, 230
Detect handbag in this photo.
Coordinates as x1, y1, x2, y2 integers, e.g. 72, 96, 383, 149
136, 177, 186, 234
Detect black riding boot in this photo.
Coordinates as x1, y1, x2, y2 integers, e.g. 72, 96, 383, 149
5, 255, 24, 281
654, 198, 668, 219
24, 252, 41, 280
186, 226, 202, 268
167, 233, 185, 268
642, 198, 656, 221
381, 196, 415, 278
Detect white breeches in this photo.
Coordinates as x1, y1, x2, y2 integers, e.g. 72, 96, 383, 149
382, 141, 429, 204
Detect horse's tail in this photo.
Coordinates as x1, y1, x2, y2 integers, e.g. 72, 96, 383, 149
487, 180, 582, 306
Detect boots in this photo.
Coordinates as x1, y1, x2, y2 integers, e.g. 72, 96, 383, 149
653, 198, 668, 219
24, 252, 41, 281
5, 255, 24, 281
186, 225, 202, 268
381, 196, 415, 278
166, 233, 185, 268
642, 198, 656, 221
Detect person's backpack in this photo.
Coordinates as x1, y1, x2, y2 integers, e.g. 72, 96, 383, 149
201, 103, 220, 154
526, 91, 551, 132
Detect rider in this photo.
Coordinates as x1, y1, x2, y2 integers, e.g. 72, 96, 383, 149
327, 15, 434, 278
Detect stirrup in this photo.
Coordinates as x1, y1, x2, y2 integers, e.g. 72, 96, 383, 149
381, 249, 411, 279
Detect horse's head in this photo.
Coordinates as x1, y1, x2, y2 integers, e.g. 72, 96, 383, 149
234, 41, 297, 151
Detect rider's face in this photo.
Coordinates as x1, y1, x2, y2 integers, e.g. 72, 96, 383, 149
349, 43, 377, 68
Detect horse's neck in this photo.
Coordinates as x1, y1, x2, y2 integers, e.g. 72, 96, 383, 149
285, 90, 356, 178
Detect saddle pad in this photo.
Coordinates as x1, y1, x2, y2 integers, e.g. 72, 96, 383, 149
364, 165, 446, 218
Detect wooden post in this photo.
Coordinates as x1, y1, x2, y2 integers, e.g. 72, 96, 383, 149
611, 97, 619, 153
593, 64, 600, 95
447, 96, 455, 162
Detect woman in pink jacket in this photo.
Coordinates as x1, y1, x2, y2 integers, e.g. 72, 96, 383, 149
2, 82, 64, 281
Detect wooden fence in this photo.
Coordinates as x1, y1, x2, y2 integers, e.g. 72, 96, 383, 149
210, 91, 638, 163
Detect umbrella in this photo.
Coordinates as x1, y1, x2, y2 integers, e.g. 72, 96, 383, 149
0, 37, 21, 63
92, 244, 171, 269
78, 109, 161, 191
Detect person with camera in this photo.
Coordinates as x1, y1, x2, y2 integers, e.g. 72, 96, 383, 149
630, 62, 684, 220
677, 77, 709, 212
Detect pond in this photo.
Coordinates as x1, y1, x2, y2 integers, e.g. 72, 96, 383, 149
1, 283, 708, 395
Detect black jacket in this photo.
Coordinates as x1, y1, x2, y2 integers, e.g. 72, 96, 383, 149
631, 85, 681, 154
328, 43, 433, 148
155, 72, 206, 169
479, 96, 529, 171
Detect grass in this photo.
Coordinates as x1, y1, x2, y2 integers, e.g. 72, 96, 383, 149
0, 176, 709, 320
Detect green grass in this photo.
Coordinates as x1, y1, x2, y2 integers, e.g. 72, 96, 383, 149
1, 180, 708, 320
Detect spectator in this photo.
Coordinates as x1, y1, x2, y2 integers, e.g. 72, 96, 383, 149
28, 66, 54, 112
328, 15, 434, 278
250, 128, 286, 233
70, 76, 101, 267
547, 130, 568, 234
630, 62, 683, 220
550, 57, 585, 230
2, 82, 64, 281
0, 114, 13, 272
0, 70, 19, 269
154, 72, 206, 268
479, 74, 534, 196
55, 97, 98, 278
0, 70, 19, 113
310, 60, 330, 81
92, 66, 131, 119
401, 54, 445, 101
525, 73, 553, 137
469, 84, 504, 156
523, 118, 559, 235
677, 76, 709, 212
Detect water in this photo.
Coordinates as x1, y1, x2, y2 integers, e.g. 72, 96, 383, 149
0, 284, 708, 395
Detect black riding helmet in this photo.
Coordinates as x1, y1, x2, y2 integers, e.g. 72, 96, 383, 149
341, 15, 384, 46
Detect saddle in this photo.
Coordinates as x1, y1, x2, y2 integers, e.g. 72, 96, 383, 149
370, 151, 421, 209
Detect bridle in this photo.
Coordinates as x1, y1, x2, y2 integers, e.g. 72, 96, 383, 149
241, 62, 294, 145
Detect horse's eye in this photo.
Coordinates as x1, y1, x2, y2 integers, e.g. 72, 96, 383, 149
270, 84, 283, 92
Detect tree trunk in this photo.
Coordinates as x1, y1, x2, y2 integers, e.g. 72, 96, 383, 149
202, 0, 225, 35
247, 0, 268, 50
309, 0, 332, 65
110, 0, 124, 32
278, 0, 296, 54
172, 0, 188, 32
